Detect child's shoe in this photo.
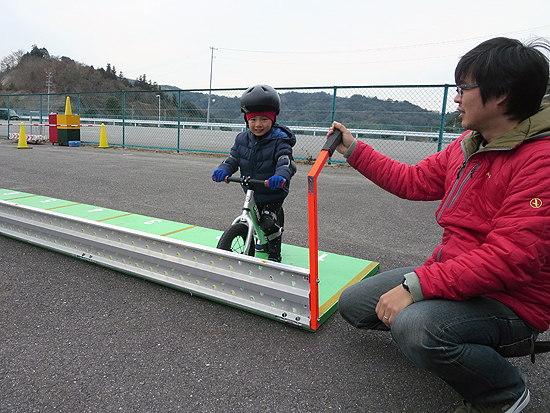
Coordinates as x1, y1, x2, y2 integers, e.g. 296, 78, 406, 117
255, 240, 266, 252
267, 237, 282, 262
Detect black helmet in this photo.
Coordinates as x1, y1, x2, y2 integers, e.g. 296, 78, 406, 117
240, 84, 281, 115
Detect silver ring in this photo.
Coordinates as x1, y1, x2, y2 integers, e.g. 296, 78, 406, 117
383, 316, 389, 320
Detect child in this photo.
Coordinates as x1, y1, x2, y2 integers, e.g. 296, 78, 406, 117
212, 84, 296, 262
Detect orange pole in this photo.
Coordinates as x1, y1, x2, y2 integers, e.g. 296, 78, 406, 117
307, 151, 330, 330
306, 129, 342, 330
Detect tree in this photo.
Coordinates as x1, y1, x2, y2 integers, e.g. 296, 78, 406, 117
105, 96, 122, 117
1, 49, 25, 71
104, 63, 118, 80
28, 45, 50, 59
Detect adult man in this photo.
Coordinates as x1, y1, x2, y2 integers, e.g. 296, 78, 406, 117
331, 37, 550, 413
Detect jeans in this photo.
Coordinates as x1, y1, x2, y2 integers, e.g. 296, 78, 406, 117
339, 267, 538, 405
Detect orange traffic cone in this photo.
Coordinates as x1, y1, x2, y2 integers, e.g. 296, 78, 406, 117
96, 123, 111, 148
14, 123, 32, 149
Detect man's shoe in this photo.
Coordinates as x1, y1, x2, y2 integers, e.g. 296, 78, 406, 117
453, 389, 530, 413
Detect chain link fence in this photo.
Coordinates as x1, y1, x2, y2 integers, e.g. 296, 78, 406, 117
1, 85, 467, 163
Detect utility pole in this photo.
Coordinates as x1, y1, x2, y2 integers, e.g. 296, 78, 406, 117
46, 72, 52, 114
206, 47, 217, 124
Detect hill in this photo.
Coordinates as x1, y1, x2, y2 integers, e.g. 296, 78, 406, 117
0, 45, 160, 94
0, 46, 207, 120
174, 90, 442, 127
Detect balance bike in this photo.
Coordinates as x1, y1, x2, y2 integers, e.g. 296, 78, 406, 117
216, 176, 281, 257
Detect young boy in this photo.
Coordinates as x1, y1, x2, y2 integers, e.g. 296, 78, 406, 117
212, 84, 296, 262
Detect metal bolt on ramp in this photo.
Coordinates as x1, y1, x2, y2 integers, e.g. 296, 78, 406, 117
0, 200, 311, 328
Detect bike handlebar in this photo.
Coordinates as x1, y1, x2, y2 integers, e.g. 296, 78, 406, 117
224, 176, 269, 187
223, 176, 286, 189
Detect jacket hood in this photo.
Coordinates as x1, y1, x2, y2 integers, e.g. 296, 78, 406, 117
462, 103, 550, 158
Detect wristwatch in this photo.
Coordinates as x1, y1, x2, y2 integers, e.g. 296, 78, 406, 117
402, 277, 410, 293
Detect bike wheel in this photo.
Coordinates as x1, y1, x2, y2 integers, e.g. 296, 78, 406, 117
217, 223, 255, 256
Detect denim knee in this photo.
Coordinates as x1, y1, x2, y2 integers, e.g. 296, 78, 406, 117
339, 267, 416, 329
338, 286, 360, 327
391, 306, 428, 348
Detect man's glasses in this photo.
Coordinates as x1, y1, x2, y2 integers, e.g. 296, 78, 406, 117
456, 84, 479, 95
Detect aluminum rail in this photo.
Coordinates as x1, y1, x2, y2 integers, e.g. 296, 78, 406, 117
0, 200, 311, 328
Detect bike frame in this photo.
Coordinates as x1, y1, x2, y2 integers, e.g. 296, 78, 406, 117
230, 188, 268, 253
225, 177, 269, 253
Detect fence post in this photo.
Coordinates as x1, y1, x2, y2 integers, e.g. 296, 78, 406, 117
331, 86, 337, 123
40, 94, 43, 136
327, 86, 338, 164
122, 91, 126, 148
7, 97, 11, 136
437, 84, 450, 153
177, 90, 181, 153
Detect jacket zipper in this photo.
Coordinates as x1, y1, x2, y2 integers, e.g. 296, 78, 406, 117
448, 164, 481, 209
434, 162, 479, 262
436, 162, 480, 221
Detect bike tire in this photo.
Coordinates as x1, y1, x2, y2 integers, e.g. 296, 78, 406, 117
217, 223, 255, 256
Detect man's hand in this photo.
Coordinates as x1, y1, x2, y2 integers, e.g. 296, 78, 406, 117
375, 285, 414, 328
328, 121, 355, 155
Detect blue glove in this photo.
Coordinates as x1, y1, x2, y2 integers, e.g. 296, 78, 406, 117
268, 175, 286, 190
212, 169, 229, 182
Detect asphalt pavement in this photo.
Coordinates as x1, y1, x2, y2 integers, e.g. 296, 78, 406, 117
1, 139, 548, 413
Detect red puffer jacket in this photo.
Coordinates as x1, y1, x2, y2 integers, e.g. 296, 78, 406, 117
348, 105, 550, 331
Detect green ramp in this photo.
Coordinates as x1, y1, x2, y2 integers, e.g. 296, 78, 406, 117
0, 189, 379, 329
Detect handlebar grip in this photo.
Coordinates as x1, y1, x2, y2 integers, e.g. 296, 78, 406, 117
225, 176, 268, 186
322, 129, 343, 157
224, 176, 241, 184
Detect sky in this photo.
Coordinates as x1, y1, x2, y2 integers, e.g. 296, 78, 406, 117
2, 0, 550, 91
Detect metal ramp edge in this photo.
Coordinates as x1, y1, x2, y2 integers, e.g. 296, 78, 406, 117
0, 199, 312, 328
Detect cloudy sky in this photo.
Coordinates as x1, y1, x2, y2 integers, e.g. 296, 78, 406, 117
2, 0, 550, 91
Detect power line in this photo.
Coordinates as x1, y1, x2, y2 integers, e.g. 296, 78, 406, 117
130, 49, 208, 73
218, 52, 459, 66
217, 25, 550, 55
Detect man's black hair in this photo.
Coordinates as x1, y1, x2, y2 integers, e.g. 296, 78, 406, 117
455, 37, 550, 121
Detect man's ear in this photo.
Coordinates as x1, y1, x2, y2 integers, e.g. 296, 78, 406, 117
495, 93, 508, 107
